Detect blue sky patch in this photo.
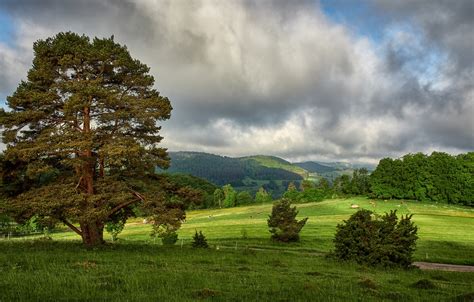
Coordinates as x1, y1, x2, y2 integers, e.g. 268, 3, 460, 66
320, 0, 386, 43
0, 10, 14, 46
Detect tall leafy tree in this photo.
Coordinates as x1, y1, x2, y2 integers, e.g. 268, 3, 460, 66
255, 187, 272, 203
222, 184, 237, 208
213, 188, 224, 208
0, 32, 178, 245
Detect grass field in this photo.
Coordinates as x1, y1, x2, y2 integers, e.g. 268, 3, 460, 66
31, 197, 474, 265
1, 242, 473, 301
1, 197, 473, 301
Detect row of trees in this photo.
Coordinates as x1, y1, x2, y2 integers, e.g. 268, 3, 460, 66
205, 168, 371, 210
212, 185, 272, 208
370, 152, 473, 205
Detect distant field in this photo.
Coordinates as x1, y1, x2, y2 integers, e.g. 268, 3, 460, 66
16, 197, 474, 265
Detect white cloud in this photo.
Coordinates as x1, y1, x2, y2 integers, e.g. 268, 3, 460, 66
0, 0, 472, 162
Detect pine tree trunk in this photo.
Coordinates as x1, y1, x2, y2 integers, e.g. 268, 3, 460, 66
80, 221, 104, 246
79, 105, 105, 246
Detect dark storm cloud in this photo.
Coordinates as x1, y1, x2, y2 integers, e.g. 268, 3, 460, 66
374, 0, 474, 71
0, 0, 472, 162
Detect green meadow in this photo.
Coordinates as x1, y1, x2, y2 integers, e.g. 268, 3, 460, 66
1, 197, 473, 301
36, 197, 474, 265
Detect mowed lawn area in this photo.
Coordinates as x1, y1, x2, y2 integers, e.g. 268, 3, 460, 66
1, 197, 473, 301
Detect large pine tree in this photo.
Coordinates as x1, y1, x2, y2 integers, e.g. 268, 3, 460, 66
0, 32, 179, 245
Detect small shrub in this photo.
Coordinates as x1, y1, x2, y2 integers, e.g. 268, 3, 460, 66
192, 288, 220, 299
410, 279, 436, 289
241, 228, 248, 239
192, 231, 209, 248
151, 224, 179, 245
267, 198, 308, 242
358, 278, 377, 289
333, 209, 418, 267
161, 232, 178, 245
105, 220, 125, 242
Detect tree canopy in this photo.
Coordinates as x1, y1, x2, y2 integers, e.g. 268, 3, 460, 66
0, 32, 181, 245
369, 152, 473, 205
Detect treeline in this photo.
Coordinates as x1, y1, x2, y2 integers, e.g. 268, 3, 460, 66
369, 152, 473, 205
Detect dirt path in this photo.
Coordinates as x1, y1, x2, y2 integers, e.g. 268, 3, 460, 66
413, 262, 474, 272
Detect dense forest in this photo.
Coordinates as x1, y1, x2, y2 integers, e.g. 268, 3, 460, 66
370, 152, 473, 205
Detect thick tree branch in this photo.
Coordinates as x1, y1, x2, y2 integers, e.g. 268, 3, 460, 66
108, 200, 139, 217
108, 189, 146, 217
61, 219, 83, 236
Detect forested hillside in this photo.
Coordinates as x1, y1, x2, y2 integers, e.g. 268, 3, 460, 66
294, 161, 374, 182
294, 161, 337, 174
163, 152, 303, 197
240, 155, 309, 178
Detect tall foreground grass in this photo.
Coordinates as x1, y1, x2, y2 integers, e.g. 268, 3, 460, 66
0, 241, 473, 301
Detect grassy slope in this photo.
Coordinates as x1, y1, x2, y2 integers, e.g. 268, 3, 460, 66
31, 197, 474, 265
241, 155, 309, 178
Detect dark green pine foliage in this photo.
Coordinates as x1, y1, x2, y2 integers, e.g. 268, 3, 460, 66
192, 231, 209, 248
333, 209, 418, 267
0, 32, 180, 246
370, 152, 473, 205
267, 198, 308, 242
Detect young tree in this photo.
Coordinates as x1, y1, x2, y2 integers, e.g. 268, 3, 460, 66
213, 188, 224, 208
300, 180, 315, 191
283, 181, 300, 202
192, 230, 209, 248
222, 184, 236, 207
267, 198, 308, 242
0, 32, 178, 246
255, 187, 272, 203
236, 191, 253, 205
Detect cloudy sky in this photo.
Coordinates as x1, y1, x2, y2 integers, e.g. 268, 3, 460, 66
0, 0, 473, 163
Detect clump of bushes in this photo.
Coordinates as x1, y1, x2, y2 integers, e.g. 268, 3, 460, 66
192, 230, 209, 248
151, 224, 179, 245
161, 231, 178, 245
267, 198, 308, 242
333, 209, 418, 267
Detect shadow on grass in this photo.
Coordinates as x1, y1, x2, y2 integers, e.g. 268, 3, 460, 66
416, 240, 474, 265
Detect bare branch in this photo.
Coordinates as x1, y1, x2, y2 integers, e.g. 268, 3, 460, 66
75, 176, 83, 190
61, 219, 82, 236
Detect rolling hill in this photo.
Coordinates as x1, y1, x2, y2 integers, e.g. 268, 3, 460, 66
239, 155, 309, 178
164, 152, 303, 196
162, 151, 375, 197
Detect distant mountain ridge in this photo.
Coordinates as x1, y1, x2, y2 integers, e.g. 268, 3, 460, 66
163, 152, 375, 197
294, 161, 337, 174
166, 152, 304, 187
